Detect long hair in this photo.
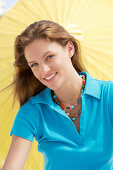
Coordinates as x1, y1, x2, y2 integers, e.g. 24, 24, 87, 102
10, 20, 87, 107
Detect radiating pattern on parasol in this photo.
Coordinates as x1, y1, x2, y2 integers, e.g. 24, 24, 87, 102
0, 0, 113, 169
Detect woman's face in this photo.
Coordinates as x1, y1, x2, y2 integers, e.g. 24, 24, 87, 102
24, 39, 75, 90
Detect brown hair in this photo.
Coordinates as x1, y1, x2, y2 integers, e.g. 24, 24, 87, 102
11, 20, 87, 107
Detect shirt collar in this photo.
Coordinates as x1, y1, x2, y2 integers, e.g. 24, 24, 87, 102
79, 72, 101, 99
31, 72, 101, 105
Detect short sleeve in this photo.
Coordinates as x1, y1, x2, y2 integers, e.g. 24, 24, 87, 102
108, 81, 113, 122
10, 101, 41, 142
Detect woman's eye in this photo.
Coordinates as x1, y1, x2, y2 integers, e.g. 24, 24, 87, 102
47, 55, 54, 60
31, 63, 38, 68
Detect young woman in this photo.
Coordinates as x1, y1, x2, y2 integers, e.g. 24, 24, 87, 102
2, 20, 113, 170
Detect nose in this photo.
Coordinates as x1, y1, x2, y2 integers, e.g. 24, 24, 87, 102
39, 64, 51, 77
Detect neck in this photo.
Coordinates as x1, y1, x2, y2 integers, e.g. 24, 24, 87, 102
53, 72, 83, 106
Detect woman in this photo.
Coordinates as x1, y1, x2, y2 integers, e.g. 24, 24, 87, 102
2, 20, 113, 170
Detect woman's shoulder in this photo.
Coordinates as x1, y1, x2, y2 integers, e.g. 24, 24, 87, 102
19, 98, 37, 113
96, 79, 113, 93
20, 87, 49, 110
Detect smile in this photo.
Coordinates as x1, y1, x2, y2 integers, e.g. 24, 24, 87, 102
44, 73, 57, 81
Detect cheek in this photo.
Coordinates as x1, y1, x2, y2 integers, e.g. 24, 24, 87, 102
31, 68, 40, 79
55, 57, 69, 70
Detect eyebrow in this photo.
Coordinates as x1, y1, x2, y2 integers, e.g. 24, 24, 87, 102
28, 51, 53, 64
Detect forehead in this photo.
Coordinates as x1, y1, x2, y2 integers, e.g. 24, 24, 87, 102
25, 39, 55, 55
25, 39, 51, 53
24, 39, 64, 61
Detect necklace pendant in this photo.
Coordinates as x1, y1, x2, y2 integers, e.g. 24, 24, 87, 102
72, 117, 76, 121
61, 105, 65, 110
70, 114, 75, 117
66, 106, 71, 109
66, 112, 70, 116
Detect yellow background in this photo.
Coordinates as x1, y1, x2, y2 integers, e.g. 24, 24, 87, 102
0, 0, 113, 169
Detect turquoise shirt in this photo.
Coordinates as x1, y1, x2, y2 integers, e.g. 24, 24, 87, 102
10, 72, 113, 170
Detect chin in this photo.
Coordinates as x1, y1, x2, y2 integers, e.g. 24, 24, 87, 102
49, 84, 63, 92
48, 86, 58, 91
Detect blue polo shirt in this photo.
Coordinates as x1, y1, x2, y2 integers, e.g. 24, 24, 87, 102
10, 72, 113, 170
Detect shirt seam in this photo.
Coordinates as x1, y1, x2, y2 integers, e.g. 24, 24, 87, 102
34, 104, 43, 141
108, 81, 112, 119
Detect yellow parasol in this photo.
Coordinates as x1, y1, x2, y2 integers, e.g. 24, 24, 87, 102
0, 0, 113, 169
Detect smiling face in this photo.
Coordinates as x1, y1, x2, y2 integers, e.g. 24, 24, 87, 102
24, 39, 75, 91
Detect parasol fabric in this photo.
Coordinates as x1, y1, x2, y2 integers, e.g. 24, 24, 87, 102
0, 0, 113, 169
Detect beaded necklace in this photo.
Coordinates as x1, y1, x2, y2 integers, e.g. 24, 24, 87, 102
51, 75, 86, 121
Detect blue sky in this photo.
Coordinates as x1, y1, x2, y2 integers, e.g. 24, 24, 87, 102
5, 0, 19, 11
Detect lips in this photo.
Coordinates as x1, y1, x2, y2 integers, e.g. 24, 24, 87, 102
44, 73, 57, 82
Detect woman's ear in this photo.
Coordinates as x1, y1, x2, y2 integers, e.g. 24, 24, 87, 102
66, 41, 75, 58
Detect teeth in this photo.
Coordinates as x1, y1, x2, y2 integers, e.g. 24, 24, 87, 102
45, 73, 56, 80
